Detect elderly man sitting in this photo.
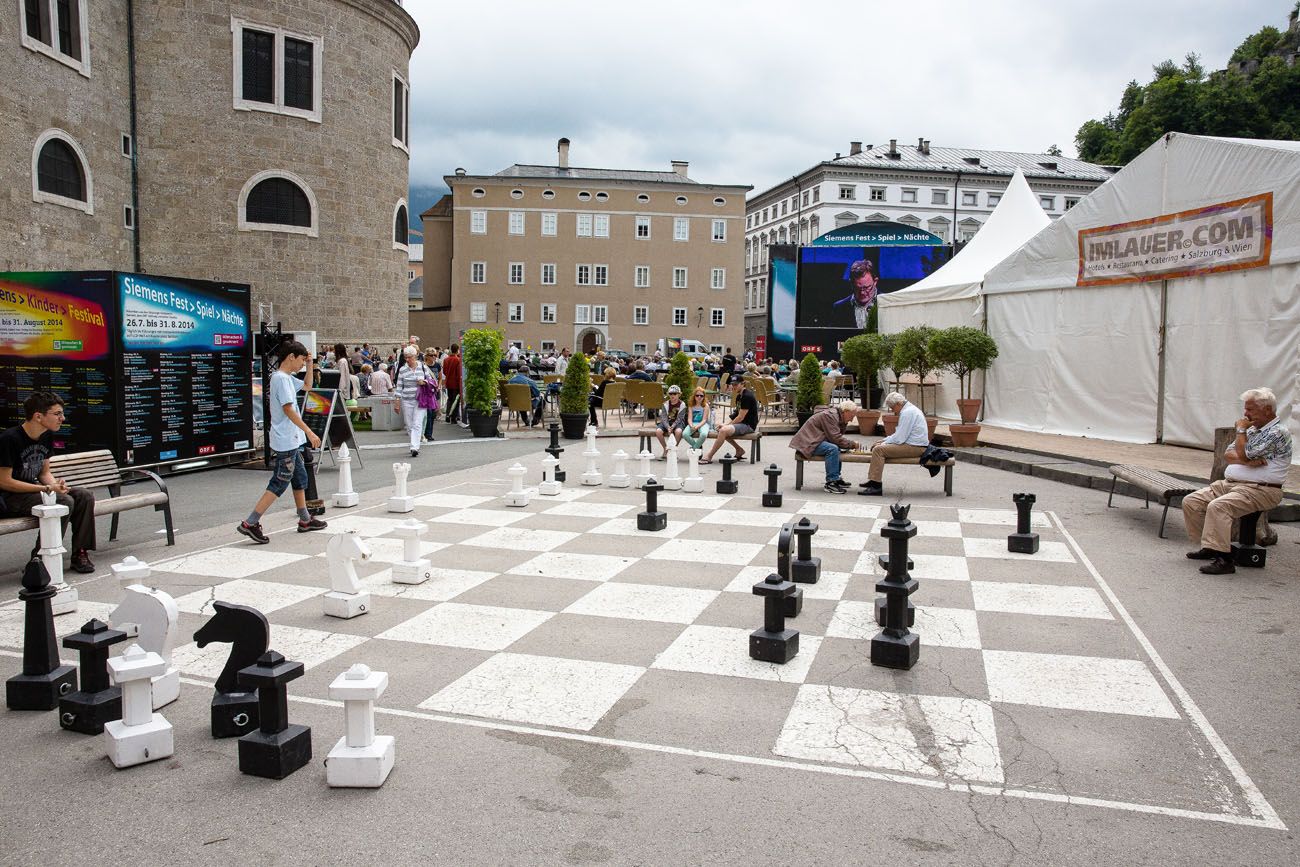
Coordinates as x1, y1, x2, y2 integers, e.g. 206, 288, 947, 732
507, 364, 544, 427
790, 400, 860, 493
1183, 387, 1292, 575
860, 391, 929, 496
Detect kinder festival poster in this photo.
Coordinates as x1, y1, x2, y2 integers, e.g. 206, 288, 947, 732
0, 272, 111, 360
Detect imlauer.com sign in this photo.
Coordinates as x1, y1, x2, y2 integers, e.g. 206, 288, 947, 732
1077, 193, 1272, 286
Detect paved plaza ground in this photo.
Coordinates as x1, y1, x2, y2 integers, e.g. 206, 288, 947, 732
1, 429, 1298, 866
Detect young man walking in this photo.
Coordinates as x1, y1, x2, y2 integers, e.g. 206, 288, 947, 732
237, 341, 326, 543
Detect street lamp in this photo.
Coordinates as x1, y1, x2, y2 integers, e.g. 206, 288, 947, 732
494, 301, 501, 323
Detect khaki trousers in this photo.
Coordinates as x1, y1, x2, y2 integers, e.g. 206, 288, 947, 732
1181, 479, 1282, 553
869, 443, 926, 482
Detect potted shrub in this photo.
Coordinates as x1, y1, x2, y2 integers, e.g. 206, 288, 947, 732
929, 326, 999, 447
891, 326, 940, 439
462, 328, 504, 437
839, 333, 884, 434
664, 351, 695, 396
794, 352, 823, 428
558, 351, 591, 439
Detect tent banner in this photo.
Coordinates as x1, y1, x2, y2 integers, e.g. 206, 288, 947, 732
1076, 193, 1272, 286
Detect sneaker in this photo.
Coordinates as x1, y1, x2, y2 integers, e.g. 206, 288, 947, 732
237, 521, 270, 544
1185, 548, 1216, 560
457, 422, 470, 429
823, 481, 846, 494
828, 479, 850, 489
298, 517, 328, 533
411, 449, 420, 457
70, 549, 95, 574
1199, 556, 1236, 575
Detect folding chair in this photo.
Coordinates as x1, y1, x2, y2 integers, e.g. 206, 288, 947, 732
504, 383, 535, 430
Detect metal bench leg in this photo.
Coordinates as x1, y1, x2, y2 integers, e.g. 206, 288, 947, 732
795, 459, 803, 490
110, 512, 120, 542
1158, 500, 1170, 539
944, 465, 953, 497
1107, 476, 1117, 508
1144, 493, 1150, 509
158, 502, 176, 546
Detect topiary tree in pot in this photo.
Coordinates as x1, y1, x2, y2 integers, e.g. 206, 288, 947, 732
664, 351, 695, 397
462, 328, 504, 437
794, 352, 824, 428
839, 333, 885, 433
558, 351, 591, 439
928, 326, 999, 445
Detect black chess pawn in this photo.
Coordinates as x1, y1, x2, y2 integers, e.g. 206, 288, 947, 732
6, 558, 77, 711
637, 477, 668, 531
236, 650, 312, 779
59, 619, 128, 734
790, 517, 821, 584
716, 454, 739, 494
872, 503, 920, 671
750, 574, 800, 663
545, 421, 566, 482
1232, 511, 1267, 568
1008, 493, 1040, 554
194, 601, 270, 737
762, 464, 783, 508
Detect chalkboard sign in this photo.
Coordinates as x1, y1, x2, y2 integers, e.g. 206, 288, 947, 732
299, 388, 360, 465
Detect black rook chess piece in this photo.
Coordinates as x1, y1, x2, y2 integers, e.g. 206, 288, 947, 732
236, 650, 312, 779
750, 573, 800, 663
637, 477, 668, 531
790, 517, 821, 584
59, 619, 128, 734
545, 421, 566, 483
1008, 493, 1040, 554
762, 464, 783, 508
194, 601, 270, 737
6, 558, 77, 711
716, 454, 739, 494
774, 522, 804, 618
871, 503, 920, 670
1233, 511, 1267, 568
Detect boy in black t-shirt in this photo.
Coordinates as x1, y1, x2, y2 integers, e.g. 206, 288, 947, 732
0, 392, 97, 572
701, 375, 759, 463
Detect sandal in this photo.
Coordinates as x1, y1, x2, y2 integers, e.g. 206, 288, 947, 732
698, 458, 713, 464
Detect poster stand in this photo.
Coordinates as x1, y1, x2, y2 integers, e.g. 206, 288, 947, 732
300, 388, 363, 469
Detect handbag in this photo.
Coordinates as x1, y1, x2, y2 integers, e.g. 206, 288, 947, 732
416, 365, 439, 411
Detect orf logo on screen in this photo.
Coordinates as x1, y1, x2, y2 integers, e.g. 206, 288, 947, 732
800, 344, 823, 353
197, 445, 216, 455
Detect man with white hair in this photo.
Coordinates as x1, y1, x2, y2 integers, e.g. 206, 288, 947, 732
1182, 387, 1292, 575
789, 400, 861, 493
860, 391, 929, 496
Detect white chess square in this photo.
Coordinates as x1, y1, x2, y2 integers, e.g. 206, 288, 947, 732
958, 508, 1051, 528
645, 538, 764, 566
798, 501, 881, 519
588, 518, 689, 538
767, 528, 871, 551
826, 601, 981, 649
774, 685, 1004, 784
658, 493, 734, 509
316, 515, 409, 537
983, 649, 1179, 718
337, 537, 448, 565
173, 578, 322, 616
700, 510, 799, 527
540, 501, 635, 519
172, 624, 365, 676
377, 602, 553, 651
359, 567, 496, 601
564, 582, 717, 624
870, 519, 962, 538
0, 601, 116, 649
419, 652, 645, 731
851, 552, 970, 582
507, 552, 636, 583
435, 508, 532, 527
412, 492, 494, 509
461, 526, 578, 552
970, 581, 1112, 620
652, 625, 822, 683
723, 566, 851, 602
153, 547, 311, 579
963, 537, 1076, 563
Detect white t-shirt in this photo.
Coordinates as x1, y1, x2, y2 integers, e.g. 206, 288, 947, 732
554, 355, 569, 376
269, 370, 306, 453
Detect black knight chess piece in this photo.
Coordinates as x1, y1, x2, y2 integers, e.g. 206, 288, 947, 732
194, 601, 271, 737
871, 503, 920, 670
237, 650, 312, 779
59, 619, 128, 734
774, 522, 804, 618
6, 558, 77, 711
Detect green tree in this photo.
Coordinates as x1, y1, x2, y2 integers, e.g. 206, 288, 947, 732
795, 353, 824, 414
1044, 144, 1063, 157
559, 352, 590, 415
664, 352, 695, 396
839, 333, 884, 405
928, 327, 999, 401
462, 328, 503, 414
891, 326, 937, 414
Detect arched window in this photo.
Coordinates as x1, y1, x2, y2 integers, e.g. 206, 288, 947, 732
393, 200, 409, 249
238, 171, 317, 236
31, 130, 92, 213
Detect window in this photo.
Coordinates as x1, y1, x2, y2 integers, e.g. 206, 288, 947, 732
469, 302, 487, 322
470, 262, 486, 283
1064, 197, 1079, 210
593, 305, 608, 325
392, 72, 409, 150
121, 134, 132, 158
676, 196, 688, 205
931, 189, 948, 205
634, 265, 650, 288
509, 211, 525, 235
709, 344, 724, 354
710, 308, 725, 327
713, 197, 726, 207
959, 221, 980, 242
575, 304, 591, 324
239, 172, 316, 236
838, 185, 855, 201
408, 270, 415, 281
812, 187, 820, 203
673, 217, 689, 241
1040, 195, 1055, 210
961, 191, 978, 206
232, 19, 322, 122
470, 209, 486, 234
987, 193, 1001, 207
672, 307, 687, 327
593, 214, 609, 238
635, 216, 651, 239
21, 0, 89, 74
541, 189, 555, 200
898, 214, 920, 228
834, 212, 857, 229
594, 265, 608, 286
633, 305, 649, 325
762, 208, 769, 222
32, 131, 91, 213
541, 303, 557, 323
541, 263, 556, 285
870, 187, 886, 202
576, 213, 593, 237
926, 218, 950, 243
637, 194, 650, 203
541, 212, 557, 236
632, 342, 647, 354
801, 191, 809, 207
595, 192, 609, 202
507, 303, 524, 323
578, 191, 591, 202
541, 340, 556, 352
711, 268, 725, 290
393, 201, 408, 249
508, 262, 524, 284
576, 264, 591, 285
123, 205, 134, 229
510, 189, 524, 200
471, 188, 485, 198
781, 201, 788, 215
672, 267, 687, 289
901, 188, 918, 204
711, 219, 726, 242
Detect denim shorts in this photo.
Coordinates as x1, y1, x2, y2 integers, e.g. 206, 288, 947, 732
267, 447, 308, 495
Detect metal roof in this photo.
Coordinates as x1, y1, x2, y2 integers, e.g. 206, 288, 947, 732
493, 164, 701, 184
826, 143, 1115, 182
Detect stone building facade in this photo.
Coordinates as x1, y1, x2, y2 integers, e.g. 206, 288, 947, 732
1, 0, 418, 344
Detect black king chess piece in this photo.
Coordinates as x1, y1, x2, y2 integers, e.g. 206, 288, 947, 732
716, 454, 739, 494
236, 650, 312, 779
6, 558, 77, 711
762, 463, 783, 508
1008, 493, 1040, 554
194, 601, 270, 737
637, 477, 668, 531
59, 618, 128, 734
871, 503, 920, 670
545, 421, 567, 483
1233, 511, 1267, 568
750, 573, 800, 663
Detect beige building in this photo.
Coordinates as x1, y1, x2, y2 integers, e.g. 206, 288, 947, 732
2, 0, 419, 344
423, 139, 750, 357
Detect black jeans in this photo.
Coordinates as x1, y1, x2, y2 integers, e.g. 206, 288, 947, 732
4, 487, 97, 553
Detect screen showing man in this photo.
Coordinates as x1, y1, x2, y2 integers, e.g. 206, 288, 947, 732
844, 259, 878, 329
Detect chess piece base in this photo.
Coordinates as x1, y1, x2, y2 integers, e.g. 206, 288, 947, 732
874, 596, 916, 628
326, 734, 395, 788
1232, 542, 1266, 568
238, 723, 313, 779
391, 559, 432, 585
762, 492, 783, 508
682, 478, 704, 493
877, 553, 915, 571
582, 473, 603, 486
211, 691, 260, 738
1008, 533, 1040, 554
151, 668, 180, 710
332, 492, 359, 508
661, 478, 682, 492
104, 713, 174, 768
637, 511, 668, 532
538, 481, 562, 496
716, 480, 738, 494
306, 500, 326, 517
871, 630, 920, 670
504, 491, 531, 508
783, 588, 804, 619
50, 585, 78, 617
323, 591, 370, 619
749, 628, 799, 663
6, 665, 77, 711
608, 475, 630, 489
791, 558, 822, 585
387, 496, 415, 513
553, 469, 566, 483
59, 686, 122, 734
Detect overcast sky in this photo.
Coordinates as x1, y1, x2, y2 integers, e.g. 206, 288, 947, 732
405, 0, 1286, 198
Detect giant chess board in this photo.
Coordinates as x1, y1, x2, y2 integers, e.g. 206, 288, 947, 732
0, 474, 1282, 829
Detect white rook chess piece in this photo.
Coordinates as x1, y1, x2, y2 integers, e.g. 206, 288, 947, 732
333, 442, 359, 508
683, 448, 705, 493
323, 531, 372, 619
390, 519, 432, 585
581, 427, 602, 486
109, 562, 180, 710
104, 644, 174, 769
388, 462, 414, 513
538, 454, 561, 496
33, 491, 76, 615
634, 449, 653, 488
326, 663, 395, 788
608, 450, 630, 488
504, 462, 531, 507
663, 440, 683, 491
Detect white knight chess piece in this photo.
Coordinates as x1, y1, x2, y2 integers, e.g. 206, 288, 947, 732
109, 581, 180, 709
323, 530, 373, 619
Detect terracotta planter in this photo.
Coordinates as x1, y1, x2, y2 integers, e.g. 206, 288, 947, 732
956, 399, 982, 425
948, 422, 981, 447
881, 413, 899, 436
855, 409, 880, 435
925, 417, 939, 440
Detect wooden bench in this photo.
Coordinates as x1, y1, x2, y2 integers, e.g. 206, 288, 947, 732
0, 449, 175, 546
637, 428, 763, 463
1106, 464, 1199, 539
795, 451, 955, 496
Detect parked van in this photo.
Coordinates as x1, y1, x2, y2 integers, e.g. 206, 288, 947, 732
657, 338, 710, 358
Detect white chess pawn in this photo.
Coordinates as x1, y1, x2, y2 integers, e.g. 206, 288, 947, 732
323, 530, 372, 618
388, 462, 414, 513
333, 442, 359, 508
581, 427, 602, 486
683, 448, 705, 493
390, 519, 431, 585
538, 454, 562, 496
104, 644, 174, 769
662, 439, 683, 491
634, 449, 653, 488
608, 450, 630, 488
504, 462, 531, 507
32, 491, 76, 615
326, 663, 395, 788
